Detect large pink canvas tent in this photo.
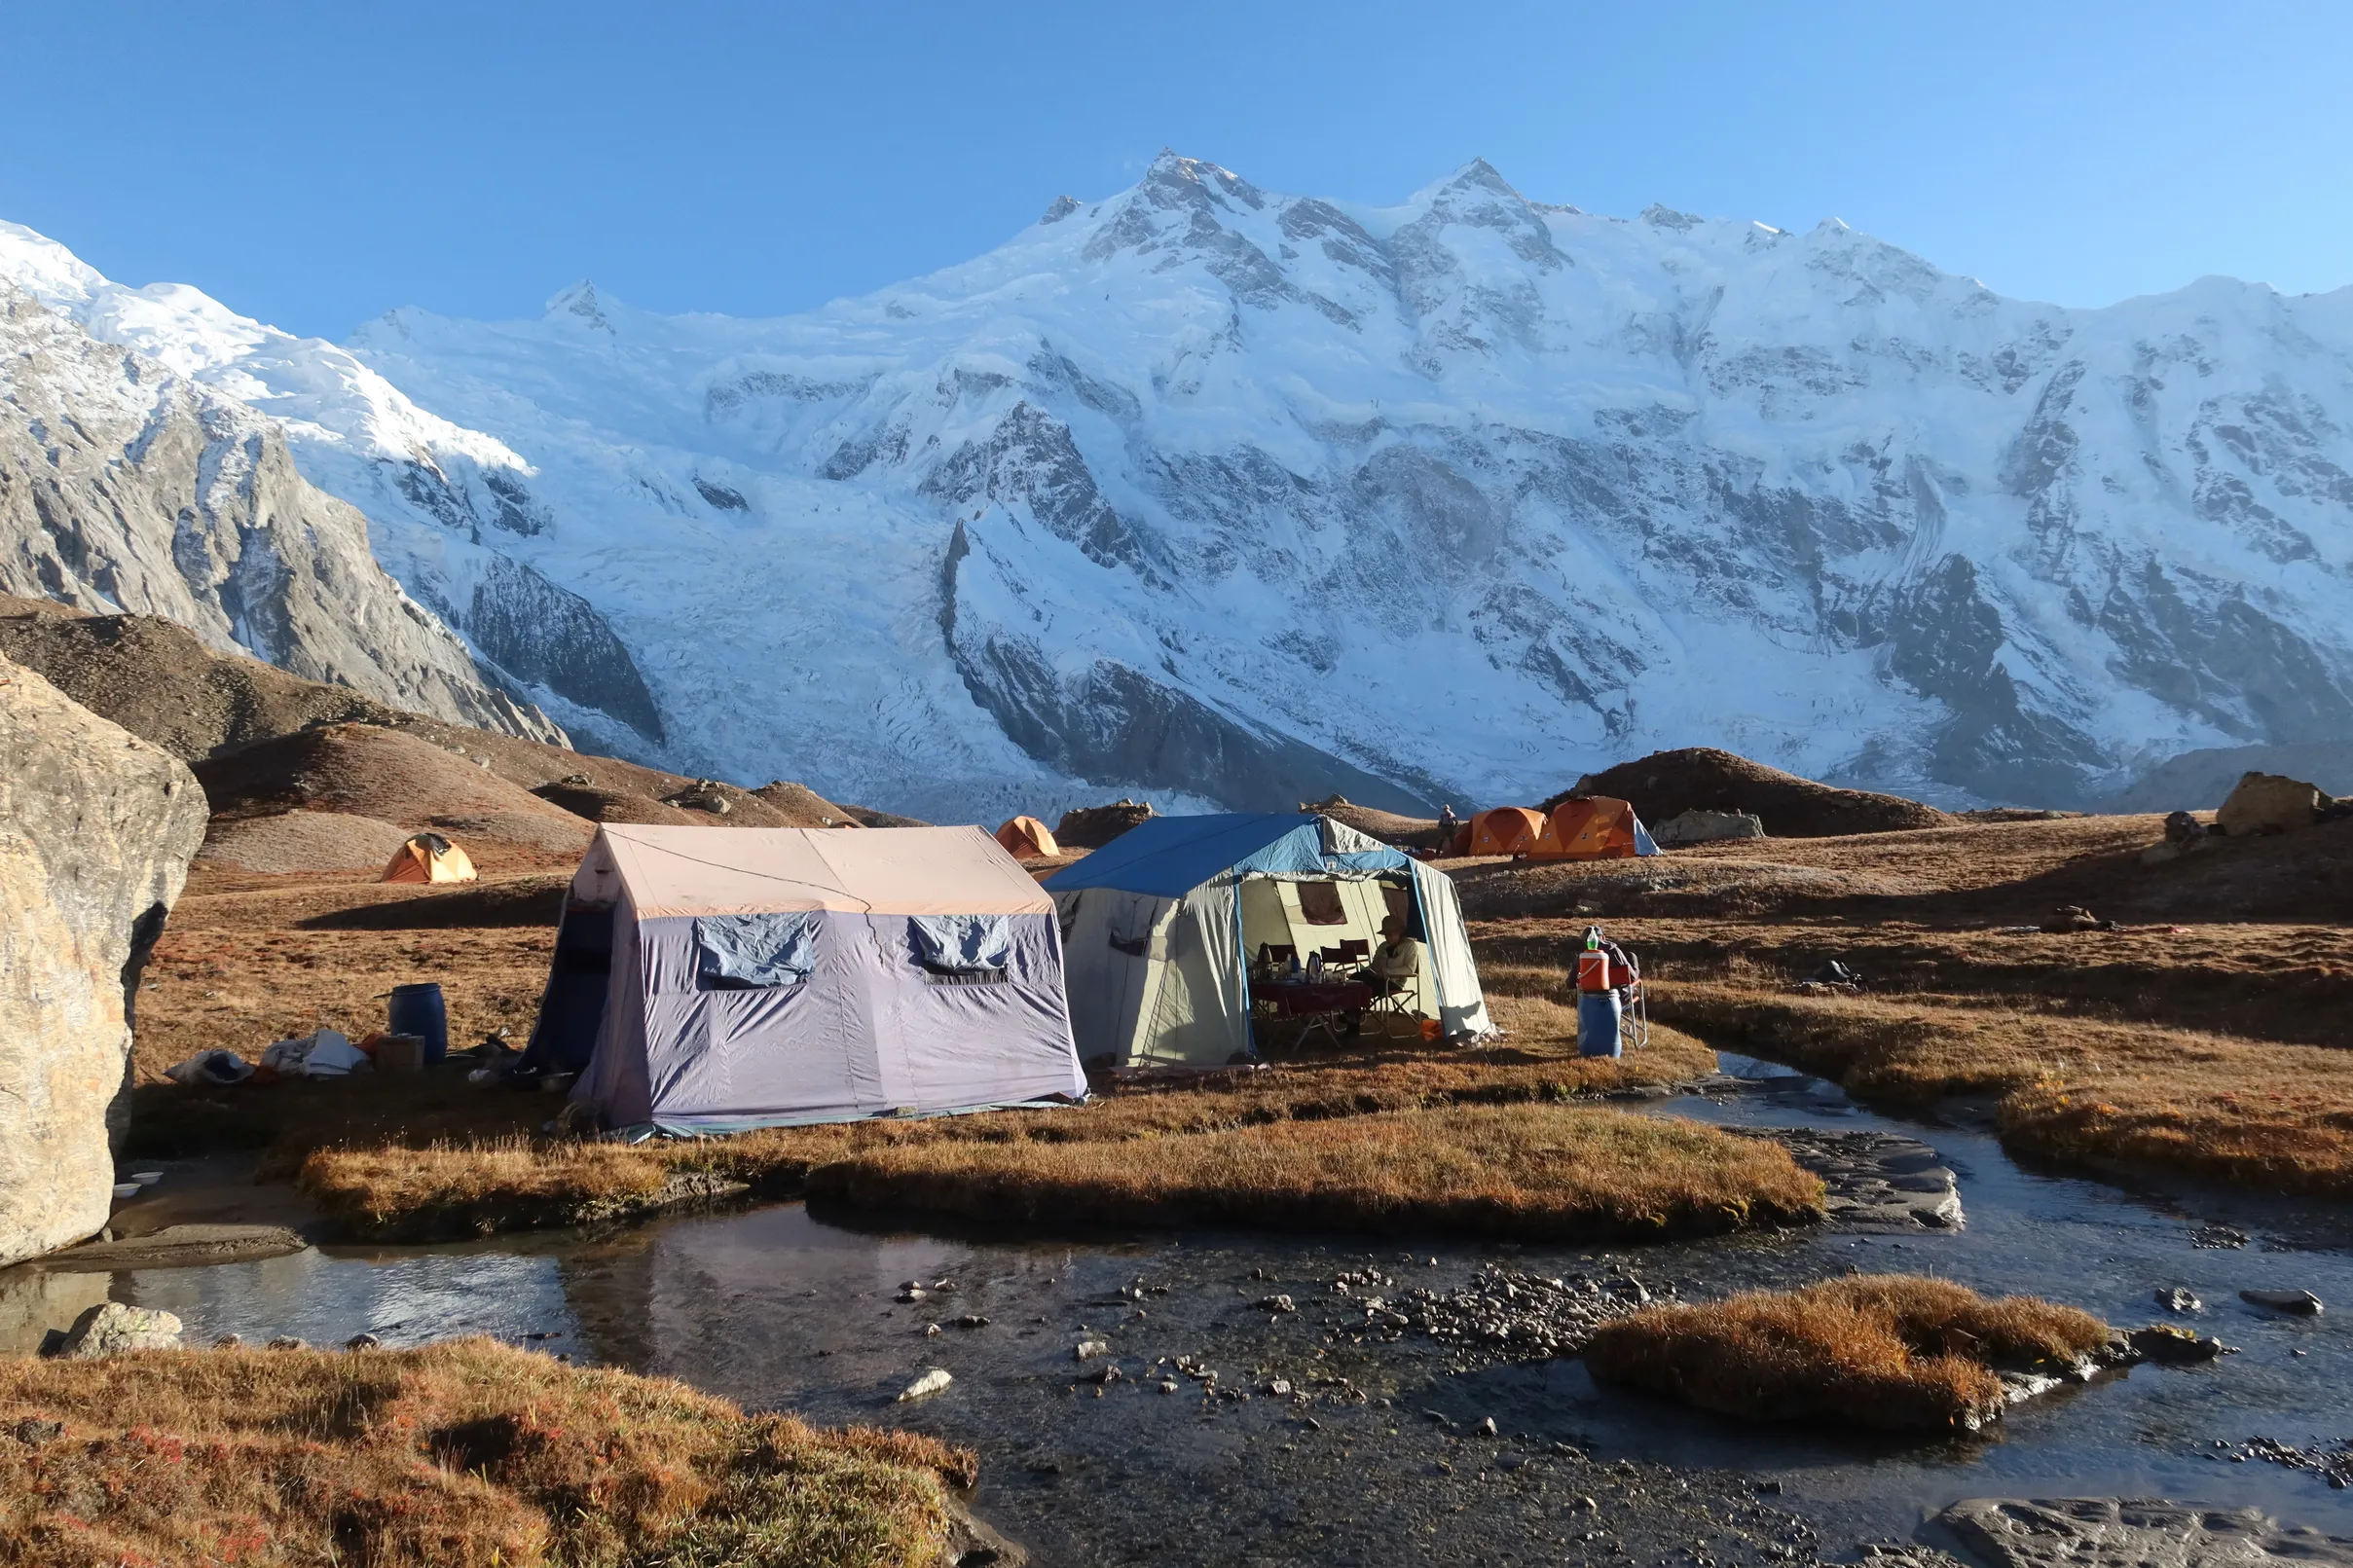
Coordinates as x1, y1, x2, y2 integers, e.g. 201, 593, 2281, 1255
534, 823, 1085, 1133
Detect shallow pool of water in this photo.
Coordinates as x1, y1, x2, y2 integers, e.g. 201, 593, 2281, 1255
99, 1058, 2353, 1563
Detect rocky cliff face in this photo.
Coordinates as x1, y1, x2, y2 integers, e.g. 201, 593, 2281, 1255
11, 161, 2352, 813
0, 655, 207, 1265
0, 291, 566, 745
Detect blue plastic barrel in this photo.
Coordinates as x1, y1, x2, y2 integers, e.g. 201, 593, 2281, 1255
387, 982, 449, 1065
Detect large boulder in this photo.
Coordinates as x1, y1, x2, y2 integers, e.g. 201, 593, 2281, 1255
2215, 772, 2326, 837
0, 656, 207, 1266
1650, 808, 1766, 847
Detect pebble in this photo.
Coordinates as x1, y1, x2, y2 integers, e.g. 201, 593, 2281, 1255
955, 1314, 990, 1329
266, 1335, 308, 1351
2155, 1287, 2203, 1313
1075, 1338, 1110, 1360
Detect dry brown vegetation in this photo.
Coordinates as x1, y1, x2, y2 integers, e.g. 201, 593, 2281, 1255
0, 1338, 974, 1567
1458, 812, 2353, 1196
1647, 986, 2353, 1196
803, 1104, 1822, 1241
1583, 1275, 2112, 1432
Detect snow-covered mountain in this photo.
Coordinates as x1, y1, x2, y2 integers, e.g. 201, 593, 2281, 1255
0, 284, 561, 743
10, 154, 2353, 815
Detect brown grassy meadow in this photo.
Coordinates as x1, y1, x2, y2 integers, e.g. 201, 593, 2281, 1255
1455, 813, 2353, 1195
0, 1339, 973, 1568
802, 1104, 1823, 1241
1583, 1275, 2112, 1432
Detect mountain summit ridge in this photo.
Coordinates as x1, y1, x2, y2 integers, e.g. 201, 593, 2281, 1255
5, 157, 2350, 816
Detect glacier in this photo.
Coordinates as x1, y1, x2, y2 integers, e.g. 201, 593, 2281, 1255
7, 152, 2352, 817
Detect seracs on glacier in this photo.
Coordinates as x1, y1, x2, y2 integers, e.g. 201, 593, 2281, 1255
7, 153, 2351, 817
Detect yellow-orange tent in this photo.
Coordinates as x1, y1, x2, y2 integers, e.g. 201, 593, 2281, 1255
1530, 797, 1650, 861
1466, 807, 1550, 857
995, 815, 1061, 858
382, 831, 477, 884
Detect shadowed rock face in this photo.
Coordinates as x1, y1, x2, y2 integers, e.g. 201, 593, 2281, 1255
0, 292, 563, 746
0, 656, 207, 1266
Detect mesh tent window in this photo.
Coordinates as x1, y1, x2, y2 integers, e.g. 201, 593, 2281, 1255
1295, 881, 1346, 925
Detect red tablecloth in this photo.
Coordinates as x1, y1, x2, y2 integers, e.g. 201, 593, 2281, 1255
1261, 978, 1373, 1017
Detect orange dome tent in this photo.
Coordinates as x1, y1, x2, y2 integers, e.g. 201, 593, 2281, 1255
995, 815, 1062, 858
1530, 796, 1659, 861
1466, 807, 1551, 857
382, 831, 476, 884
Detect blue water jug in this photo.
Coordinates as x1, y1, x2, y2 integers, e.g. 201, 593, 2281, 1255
387, 982, 449, 1065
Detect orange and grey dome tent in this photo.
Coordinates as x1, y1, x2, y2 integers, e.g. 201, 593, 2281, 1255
1530, 797, 1661, 861
382, 831, 477, 884
995, 816, 1062, 858
1466, 807, 1552, 857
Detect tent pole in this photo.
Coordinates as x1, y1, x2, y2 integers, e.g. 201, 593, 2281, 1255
1233, 875, 1257, 1060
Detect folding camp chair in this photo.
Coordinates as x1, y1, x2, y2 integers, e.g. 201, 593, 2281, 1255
1365, 970, 1419, 1033
1335, 938, 1372, 973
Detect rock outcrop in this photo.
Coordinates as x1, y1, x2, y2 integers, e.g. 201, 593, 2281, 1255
0, 289, 562, 746
0, 656, 207, 1265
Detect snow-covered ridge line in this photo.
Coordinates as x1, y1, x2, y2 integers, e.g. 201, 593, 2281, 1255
8, 152, 2352, 814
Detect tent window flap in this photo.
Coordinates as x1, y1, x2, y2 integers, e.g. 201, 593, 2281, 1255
694, 913, 816, 989
909, 914, 1013, 972
1295, 881, 1346, 926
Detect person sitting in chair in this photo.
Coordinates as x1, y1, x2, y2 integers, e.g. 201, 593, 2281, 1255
1369, 916, 1421, 996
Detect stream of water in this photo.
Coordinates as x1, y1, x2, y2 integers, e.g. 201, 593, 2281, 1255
101, 1059, 2353, 1564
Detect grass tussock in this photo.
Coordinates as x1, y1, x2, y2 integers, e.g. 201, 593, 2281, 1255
1583, 1274, 2112, 1432
1649, 982, 2353, 1195
294, 1024, 1728, 1241
804, 1104, 1823, 1241
0, 1338, 974, 1568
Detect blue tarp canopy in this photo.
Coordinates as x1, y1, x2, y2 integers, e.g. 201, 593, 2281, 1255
1043, 814, 1412, 899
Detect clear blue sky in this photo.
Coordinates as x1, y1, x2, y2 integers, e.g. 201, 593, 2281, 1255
7, 1, 2347, 341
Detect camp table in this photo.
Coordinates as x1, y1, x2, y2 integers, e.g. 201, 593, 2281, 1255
1258, 976, 1373, 1051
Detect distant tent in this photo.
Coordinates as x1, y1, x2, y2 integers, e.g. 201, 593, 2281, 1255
995, 815, 1061, 858
382, 831, 476, 884
1532, 797, 1660, 861
534, 824, 1084, 1133
1045, 814, 1491, 1068
1467, 807, 1550, 857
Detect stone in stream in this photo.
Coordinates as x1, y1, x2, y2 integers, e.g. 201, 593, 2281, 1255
1760, 1129, 1965, 1230
2155, 1288, 2202, 1314
44, 1301, 182, 1359
1074, 1337, 1110, 1360
0, 658, 207, 1267
2128, 1325, 2230, 1364
897, 1367, 953, 1402
1935, 1498, 2353, 1568
2240, 1289, 2323, 1315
